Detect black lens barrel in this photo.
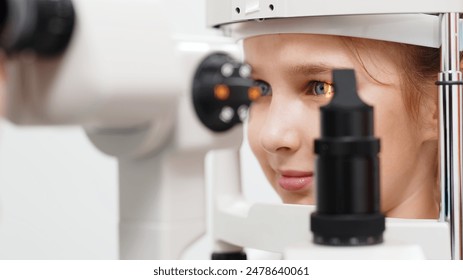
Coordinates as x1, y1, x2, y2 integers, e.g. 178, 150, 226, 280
311, 69, 385, 246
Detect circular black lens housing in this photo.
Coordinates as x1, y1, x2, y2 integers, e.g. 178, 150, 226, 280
192, 53, 255, 132
0, 0, 75, 56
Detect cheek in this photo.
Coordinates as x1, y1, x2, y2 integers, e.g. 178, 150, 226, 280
247, 104, 268, 164
247, 104, 281, 191
363, 87, 420, 209
247, 110, 260, 154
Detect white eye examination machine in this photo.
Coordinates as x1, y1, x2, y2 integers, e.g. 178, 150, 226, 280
0, 0, 462, 260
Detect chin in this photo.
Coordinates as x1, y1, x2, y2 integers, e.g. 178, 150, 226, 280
282, 196, 314, 205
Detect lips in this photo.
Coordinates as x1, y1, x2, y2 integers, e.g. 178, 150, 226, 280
278, 171, 313, 191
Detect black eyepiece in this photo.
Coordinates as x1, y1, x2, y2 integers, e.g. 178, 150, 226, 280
0, 0, 75, 56
311, 69, 385, 246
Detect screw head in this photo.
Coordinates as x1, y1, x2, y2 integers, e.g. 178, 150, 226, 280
239, 64, 252, 78
219, 106, 235, 123
221, 63, 234, 77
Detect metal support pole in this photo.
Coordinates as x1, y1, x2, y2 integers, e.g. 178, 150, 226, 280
438, 12, 463, 260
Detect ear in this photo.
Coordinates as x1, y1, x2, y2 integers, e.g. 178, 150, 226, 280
418, 82, 438, 143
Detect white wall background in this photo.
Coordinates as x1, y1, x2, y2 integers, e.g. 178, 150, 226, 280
0, 121, 279, 259
0, 122, 118, 259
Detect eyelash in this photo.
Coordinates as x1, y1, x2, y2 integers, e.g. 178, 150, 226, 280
253, 80, 334, 98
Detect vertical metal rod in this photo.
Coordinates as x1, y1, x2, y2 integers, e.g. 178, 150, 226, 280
439, 12, 462, 260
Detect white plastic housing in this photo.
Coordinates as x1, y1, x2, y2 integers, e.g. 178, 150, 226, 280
207, 0, 463, 27
85, 35, 245, 259
207, 0, 463, 49
5, 0, 180, 128
86, 35, 244, 158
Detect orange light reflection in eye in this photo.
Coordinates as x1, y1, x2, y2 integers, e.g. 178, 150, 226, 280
325, 84, 334, 98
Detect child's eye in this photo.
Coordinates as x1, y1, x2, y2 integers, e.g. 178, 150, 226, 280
254, 80, 272, 96
308, 81, 334, 98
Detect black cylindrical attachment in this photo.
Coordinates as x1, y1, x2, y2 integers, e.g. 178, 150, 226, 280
192, 53, 257, 132
310, 69, 385, 246
0, 0, 75, 56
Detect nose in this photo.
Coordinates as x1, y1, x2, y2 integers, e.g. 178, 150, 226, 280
259, 96, 302, 154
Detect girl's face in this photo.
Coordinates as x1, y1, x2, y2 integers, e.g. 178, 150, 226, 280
244, 34, 438, 218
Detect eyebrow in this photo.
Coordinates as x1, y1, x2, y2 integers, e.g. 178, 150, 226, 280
248, 62, 341, 80
288, 64, 333, 76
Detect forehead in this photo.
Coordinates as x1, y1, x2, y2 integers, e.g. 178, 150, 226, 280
244, 34, 352, 68
244, 34, 346, 53
243, 34, 399, 84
